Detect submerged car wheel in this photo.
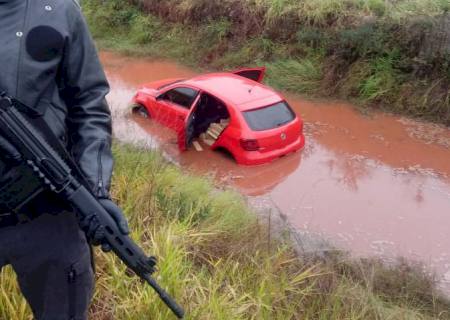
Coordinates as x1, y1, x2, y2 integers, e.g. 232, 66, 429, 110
132, 104, 150, 118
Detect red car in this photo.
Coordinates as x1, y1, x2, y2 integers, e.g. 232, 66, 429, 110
131, 68, 305, 165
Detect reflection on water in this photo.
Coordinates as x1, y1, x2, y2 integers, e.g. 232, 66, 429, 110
101, 51, 450, 293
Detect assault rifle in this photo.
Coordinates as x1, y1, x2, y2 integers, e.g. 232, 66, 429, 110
0, 92, 184, 319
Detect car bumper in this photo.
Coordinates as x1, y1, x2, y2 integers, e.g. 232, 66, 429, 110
237, 133, 305, 165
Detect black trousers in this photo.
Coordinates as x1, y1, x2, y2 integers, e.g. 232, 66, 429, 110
0, 212, 94, 319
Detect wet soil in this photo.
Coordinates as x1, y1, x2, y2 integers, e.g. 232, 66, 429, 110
100, 51, 450, 292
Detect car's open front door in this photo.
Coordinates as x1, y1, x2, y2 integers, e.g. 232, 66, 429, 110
177, 94, 201, 151
230, 67, 266, 82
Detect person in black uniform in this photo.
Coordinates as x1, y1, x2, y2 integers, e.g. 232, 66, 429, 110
0, 0, 129, 318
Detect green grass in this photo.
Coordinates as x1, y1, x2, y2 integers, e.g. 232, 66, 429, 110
266, 58, 324, 94
134, 0, 449, 23
358, 56, 400, 102
1, 144, 449, 319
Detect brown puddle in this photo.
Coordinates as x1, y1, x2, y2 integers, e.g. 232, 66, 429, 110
100, 51, 450, 292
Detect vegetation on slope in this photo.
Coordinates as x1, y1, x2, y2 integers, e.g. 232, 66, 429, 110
85, 0, 450, 124
1, 145, 449, 319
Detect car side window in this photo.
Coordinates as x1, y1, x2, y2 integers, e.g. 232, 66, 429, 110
160, 87, 198, 109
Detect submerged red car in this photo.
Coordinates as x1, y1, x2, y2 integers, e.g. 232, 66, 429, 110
131, 68, 305, 165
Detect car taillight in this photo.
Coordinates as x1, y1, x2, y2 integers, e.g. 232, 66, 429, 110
240, 139, 260, 151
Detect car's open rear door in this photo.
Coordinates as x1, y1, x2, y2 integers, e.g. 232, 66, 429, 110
230, 67, 266, 82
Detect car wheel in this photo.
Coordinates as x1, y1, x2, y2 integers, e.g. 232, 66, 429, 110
215, 147, 236, 162
132, 104, 150, 119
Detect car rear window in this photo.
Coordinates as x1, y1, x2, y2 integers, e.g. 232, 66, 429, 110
243, 101, 295, 131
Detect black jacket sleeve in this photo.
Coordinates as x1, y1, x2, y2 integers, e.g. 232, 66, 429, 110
61, 4, 113, 198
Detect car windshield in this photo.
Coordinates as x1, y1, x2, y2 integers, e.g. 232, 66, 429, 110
157, 79, 185, 90
243, 101, 295, 131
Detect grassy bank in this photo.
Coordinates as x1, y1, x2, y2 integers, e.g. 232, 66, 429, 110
1, 145, 449, 319
84, 0, 449, 125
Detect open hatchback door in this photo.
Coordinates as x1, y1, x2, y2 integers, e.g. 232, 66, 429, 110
230, 67, 266, 83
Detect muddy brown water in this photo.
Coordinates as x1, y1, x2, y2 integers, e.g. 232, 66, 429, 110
101, 51, 450, 292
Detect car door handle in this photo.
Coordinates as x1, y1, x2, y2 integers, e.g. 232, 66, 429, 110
178, 115, 185, 120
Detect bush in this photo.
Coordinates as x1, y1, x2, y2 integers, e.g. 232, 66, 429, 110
129, 15, 165, 44
266, 58, 323, 94
366, 0, 387, 17
358, 54, 401, 102
337, 24, 388, 60
296, 27, 330, 49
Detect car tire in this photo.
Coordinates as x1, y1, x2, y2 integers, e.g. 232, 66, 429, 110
132, 104, 150, 119
215, 147, 236, 162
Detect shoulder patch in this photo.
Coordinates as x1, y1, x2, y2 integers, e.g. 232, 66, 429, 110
26, 26, 64, 62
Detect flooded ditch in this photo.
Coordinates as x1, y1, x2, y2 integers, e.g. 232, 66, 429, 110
101, 51, 450, 293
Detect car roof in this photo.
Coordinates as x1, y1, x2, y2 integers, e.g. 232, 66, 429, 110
182, 73, 281, 111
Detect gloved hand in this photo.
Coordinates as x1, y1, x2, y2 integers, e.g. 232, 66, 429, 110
78, 198, 130, 252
